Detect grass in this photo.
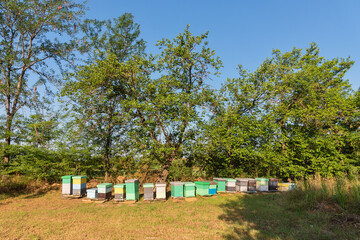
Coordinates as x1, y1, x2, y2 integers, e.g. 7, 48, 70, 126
286, 176, 360, 215
0, 190, 359, 240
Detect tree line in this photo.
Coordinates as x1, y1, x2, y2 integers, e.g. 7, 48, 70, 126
1, 0, 359, 182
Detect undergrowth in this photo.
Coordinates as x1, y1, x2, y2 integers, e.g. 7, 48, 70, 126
286, 175, 360, 215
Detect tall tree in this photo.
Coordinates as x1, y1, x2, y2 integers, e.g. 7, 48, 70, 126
62, 14, 145, 179
201, 43, 356, 179
0, 0, 85, 163
126, 26, 222, 181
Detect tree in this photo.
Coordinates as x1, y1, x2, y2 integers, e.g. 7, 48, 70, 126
62, 14, 145, 179
125, 26, 222, 181
0, 0, 85, 163
199, 43, 356, 179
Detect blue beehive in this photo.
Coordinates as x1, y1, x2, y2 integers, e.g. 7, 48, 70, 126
86, 188, 98, 199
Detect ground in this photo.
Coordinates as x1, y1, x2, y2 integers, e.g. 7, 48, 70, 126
0, 190, 359, 240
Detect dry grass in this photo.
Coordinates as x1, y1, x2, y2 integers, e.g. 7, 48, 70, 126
286, 176, 360, 214
0, 189, 359, 239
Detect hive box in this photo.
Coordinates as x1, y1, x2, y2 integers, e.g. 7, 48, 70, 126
268, 178, 279, 191
125, 179, 139, 201
195, 181, 210, 196
143, 183, 154, 201
289, 183, 296, 190
209, 181, 217, 195
155, 182, 166, 200
114, 183, 126, 201
213, 178, 226, 192
61, 175, 73, 195
278, 183, 290, 191
170, 181, 184, 198
248, 179, 257, 192
235, 178, 254, 192
72, 176, 87, 196
256, 178, 269, 192
224, 178, 236, 193
183, 182, 195, 197
97, 183, 112, 200
86, 188, 98, 199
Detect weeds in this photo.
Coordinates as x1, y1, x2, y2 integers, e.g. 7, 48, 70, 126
286, 175, 360, 215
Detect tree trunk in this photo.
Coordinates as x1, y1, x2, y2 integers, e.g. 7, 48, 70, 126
159, 165, 169, 182
3, 116, 13, 164
104, 154, 110, 182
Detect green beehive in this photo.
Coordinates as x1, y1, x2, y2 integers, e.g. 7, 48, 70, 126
183, 182, 195, 197
213, 178, 226, 192
61, 175, 73, 195
170, 182, 184, 198
125, 179, 139, 201
195, 181, 210, 196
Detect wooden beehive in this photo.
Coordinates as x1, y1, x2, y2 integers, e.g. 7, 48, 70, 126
97, 183, 113, 200
213, 178, 226, 192
143, 183, 154, 201
155, 182, 166, 200
255, 178, 269, 192
170, 181, 184, 198
86, 188, 98, 199
72, 176, 87, 196
114, 183, 126, 201
183, 182, 195, 197
61, 175, 73, 195
125, 179, 139, 201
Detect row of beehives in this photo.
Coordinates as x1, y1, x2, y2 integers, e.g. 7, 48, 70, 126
62, 176, 296, 201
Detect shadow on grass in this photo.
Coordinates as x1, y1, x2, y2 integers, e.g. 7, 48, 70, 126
217, 192, 358, 240
0, 183, 60, 201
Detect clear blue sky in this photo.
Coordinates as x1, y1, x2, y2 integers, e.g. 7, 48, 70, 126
86, 0, 360, 91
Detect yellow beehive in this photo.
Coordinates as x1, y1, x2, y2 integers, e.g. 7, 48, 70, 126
114, 187, 125, 194
73, 177, 87, 185
278, 183, 290, 191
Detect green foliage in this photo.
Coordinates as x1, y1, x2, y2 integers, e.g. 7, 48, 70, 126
198, 43, 358, 179
0, 7, 359, 183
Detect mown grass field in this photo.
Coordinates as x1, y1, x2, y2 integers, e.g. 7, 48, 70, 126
0, 189, 359, 240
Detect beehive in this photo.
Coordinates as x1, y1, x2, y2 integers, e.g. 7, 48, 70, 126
72, 176, 87, 196
170, 182, 184, 198
61, 175, 73, 195
125, 179, 139, 201
268, 178, 279, 191
248, 179, 257, 192
213, 178, 226, 192
195, 181, 210, 196
209, 181, 217, 195
86, 188, 97, 199
97, 183, 113, 200
183, 182, 195, 197
114, 183, 126, 201
143, 183, 154, 201
256, 178, 269, 192
235, 178, 253, 192
155, 182, 166, 200
289, 183, 296, 190
224, 178, 236, 192
278, 183, 290, 191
